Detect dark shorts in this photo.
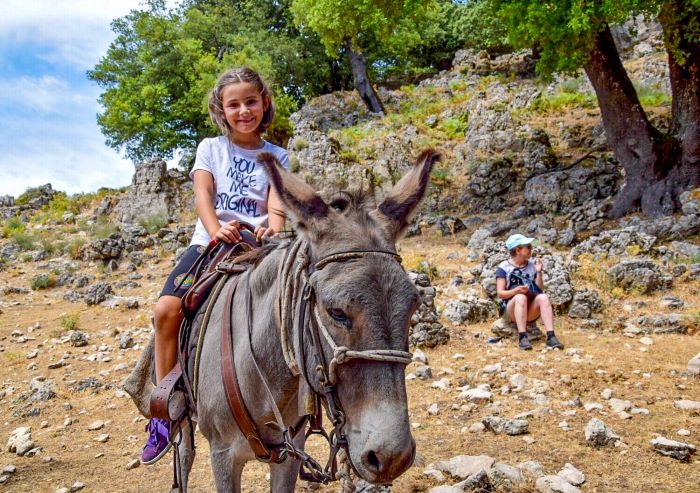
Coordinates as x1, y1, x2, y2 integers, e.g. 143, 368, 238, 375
160, 244, 207, 298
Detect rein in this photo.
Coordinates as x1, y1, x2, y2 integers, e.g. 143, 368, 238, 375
223, 238, 413, 485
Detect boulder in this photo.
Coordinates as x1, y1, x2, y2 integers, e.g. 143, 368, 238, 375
523, 158, 620, 214
570, 228, 657, 260
443, 298, 497, 324
492, 319, 543, 340
408, 273, 448, 348
567, 289, 603, 319
113, 159, 190, 225
607, 259, 672, 294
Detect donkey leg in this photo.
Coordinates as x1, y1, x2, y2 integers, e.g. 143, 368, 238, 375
210, 444, 245, 493
269, 431, 304, 492
174, 419, 196, 492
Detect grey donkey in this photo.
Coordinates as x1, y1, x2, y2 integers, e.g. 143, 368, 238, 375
124, 149, 441, 491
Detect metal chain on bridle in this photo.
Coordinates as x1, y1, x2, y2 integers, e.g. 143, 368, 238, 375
272, 237, 414, 487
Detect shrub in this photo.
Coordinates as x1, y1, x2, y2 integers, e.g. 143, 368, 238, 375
91, 216, 119, 239
13, 232, 36, 251
2, 216, 25, 238
137, 211, 170, 234
530, 90, 597, 112
291, 137, 309, 151
30, 273, 57, 290
437, 117, 468, 140
60, 312, 80, 331
635, 83, 671, 107
430, 166, 452, 188
65, 238, 86, 260
290, 156, 301, 173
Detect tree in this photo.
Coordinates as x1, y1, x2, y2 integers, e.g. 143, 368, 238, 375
493, 0, 700, 217
89, 0, 337, 165
290, 0, 437, 113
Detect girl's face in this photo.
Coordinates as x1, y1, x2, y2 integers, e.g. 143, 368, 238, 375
516, 244, 532, 259
221, 81, 268, 140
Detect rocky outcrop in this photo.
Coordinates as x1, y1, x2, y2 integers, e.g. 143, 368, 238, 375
113, 159, 190, 224
523, 158, 620, 214
409, 272, 449, 348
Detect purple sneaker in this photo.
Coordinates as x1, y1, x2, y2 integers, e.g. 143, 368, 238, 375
140, 418, 171, 465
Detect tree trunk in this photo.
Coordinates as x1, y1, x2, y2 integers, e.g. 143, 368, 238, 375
660, 0, 700, 191
583, 24, 674, 217
344, 37, 385, 114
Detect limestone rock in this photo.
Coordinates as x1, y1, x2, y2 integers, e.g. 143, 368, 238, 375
607, 259, 672, 294
492, 319, 543, 340
434, 455, 495, 479
7, 427, 34, 456
84, 283, 113, 306
570, 228, 656, 260
443, 298, 497, 324
482, 416, 529, 436
557, 463, 585, 486
536, 475, 582, 493
488, 462, 525, 489
455, 470, 492, 492
688, 352, 700, 375
674, 400, 700, 411
650, 436, 696, 461
113, 159, 189, 224
567, 289, 602, 319
584, 418, 620, 447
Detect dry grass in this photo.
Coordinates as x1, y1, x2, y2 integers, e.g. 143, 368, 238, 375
0, 234, 698, 492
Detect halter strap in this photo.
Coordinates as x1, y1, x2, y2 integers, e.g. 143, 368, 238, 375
314, 250, 402, 271
312, 306, 413, 385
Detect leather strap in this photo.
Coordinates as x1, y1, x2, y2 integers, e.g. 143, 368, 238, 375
220, 275, 280, 462
150, 363, 184, 420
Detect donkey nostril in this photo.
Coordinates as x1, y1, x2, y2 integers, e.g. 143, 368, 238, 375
363, 450, 382, 472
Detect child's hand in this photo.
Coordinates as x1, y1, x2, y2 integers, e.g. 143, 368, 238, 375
254, 226, 275, 242
534, 258, 543, 272
513, 285, 529, 296
215, 220, 242, 243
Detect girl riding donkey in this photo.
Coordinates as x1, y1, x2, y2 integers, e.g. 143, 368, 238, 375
141, 67, 288, 464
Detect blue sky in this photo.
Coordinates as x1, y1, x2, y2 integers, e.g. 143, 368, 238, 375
0, 1, 173, 197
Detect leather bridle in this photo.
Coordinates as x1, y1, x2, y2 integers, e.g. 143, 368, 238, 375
220, 238, 414, 483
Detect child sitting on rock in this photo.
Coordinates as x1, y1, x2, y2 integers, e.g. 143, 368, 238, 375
495, 234, 564, 351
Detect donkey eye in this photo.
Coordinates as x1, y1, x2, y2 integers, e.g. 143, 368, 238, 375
328, 308, 350, 325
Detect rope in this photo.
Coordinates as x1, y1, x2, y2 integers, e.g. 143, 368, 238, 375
312, 305, 413, 385
336, 448, 356, 493
277, 238, 308, 376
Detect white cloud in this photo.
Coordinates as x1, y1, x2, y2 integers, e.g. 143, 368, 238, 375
0, 124, 134, 197
0, 1, 172, 70
0, 75, 87, 113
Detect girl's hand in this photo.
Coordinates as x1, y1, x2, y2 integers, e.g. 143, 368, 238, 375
534, 258, 543, 272
214, 220, 242, 243
513, 285, 529, 296
254, 225, 275, 242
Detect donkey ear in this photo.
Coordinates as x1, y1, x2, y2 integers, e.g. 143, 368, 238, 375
258, 152, 329, 231
371, 149, 440, 241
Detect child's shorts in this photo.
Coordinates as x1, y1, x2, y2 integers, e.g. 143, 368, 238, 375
159, 244, 207, 298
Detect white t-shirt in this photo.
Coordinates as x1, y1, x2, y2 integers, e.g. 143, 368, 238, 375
188, 136, 289, 246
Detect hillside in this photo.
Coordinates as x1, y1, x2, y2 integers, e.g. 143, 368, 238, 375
1, 22, 699, 493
